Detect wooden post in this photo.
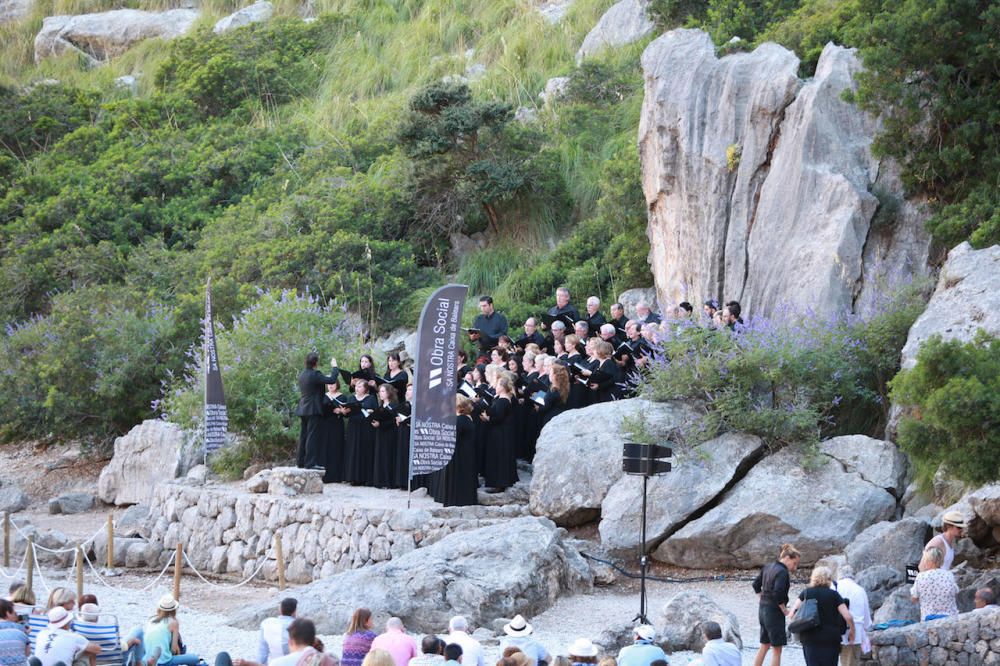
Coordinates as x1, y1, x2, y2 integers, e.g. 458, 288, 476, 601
25, 536, 34, 596
275, 533, 286, 591
172, 544, 183, 601
75, 547, 84, 601
106, 514, 114, 569
2, 512, 8, 568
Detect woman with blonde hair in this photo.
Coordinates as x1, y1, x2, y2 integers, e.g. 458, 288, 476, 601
342, 608, 376, 666
46, 587, 76, 611
752, 543, 800, 666
911, 545, 958, 621
360, 649, 395, 666
142, 594, 200, 666
481, 375, 518, 492
788, 566, 854, 666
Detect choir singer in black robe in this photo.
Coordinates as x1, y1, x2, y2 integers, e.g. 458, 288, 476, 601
480, 374, 519, 492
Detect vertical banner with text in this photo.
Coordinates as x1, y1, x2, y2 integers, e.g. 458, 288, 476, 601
409, 283, 468, 477
203, 280, 228, 456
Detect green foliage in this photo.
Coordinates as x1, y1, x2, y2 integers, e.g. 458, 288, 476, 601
0, 286, 186, 445
890, 332, 1000, 485
161, 290, 366, 477
649, 0, 709, 27
846, 0, 1000, 248
642, 284, 927, 448
760, 0, 857, 75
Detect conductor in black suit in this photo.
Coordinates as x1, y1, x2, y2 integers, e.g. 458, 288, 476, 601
296, 352, 339, 470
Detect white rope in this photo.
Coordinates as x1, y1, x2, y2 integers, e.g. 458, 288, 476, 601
31, 544, 52, 594
0, 550, 29, 578
81, 549, 174, 593
181, 549, 269, 589
10, 519, 108, 554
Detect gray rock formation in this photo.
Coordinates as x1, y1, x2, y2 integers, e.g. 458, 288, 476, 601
854, 564, 904, 611
529, 399, 703, 526
657, 591, 742, 651
47, 492, 96, 515
34, 9, 199, 65
872, 586, 919, 624
818, 435, 910, 498
576, 0, 654, 65
0, 0, 31, 23
967, 484, 1000, 528
653, 443, 898, 567
97, 419, 200, 506
844, 518, 931, 574
536, 0, 573, 24
898, 242, 1000, 371
599, 433, 763, 552
640, 31, 932, 318
213, 1, 273, 34
0, 487, 29, 513
231, 516, 592, 634
115, 504, 151, 538
616, 287, 658, 320
539, 76, 570, 105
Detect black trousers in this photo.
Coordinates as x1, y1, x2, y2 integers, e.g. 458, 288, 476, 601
297, 415, 321, 468
802, 642, 840, 666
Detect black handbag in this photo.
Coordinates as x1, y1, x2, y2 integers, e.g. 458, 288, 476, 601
788, 591, 821, 633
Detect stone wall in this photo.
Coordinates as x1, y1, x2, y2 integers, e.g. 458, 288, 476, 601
145, 481, 529, 584
863, 609, 1000, 665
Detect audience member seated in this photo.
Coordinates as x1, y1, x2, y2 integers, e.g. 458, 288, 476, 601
616, 626, 665, 666
32, 607, 99, 666
265, 618, 333, 666
361, 649, 394, 666
973, 588, 997, 611
565, 640, 599, 666
445, 618, 483, 666
341, 609, 376, 666
407, 637, 443, 666
0, 598, 29, 666
500, 616, 550, 666
690, 621, 739, 666
442, 645, 462, 666
72, 605, 122, 666
257, 598, 296, 665
142, 595, 200, 666
370, 619, 417, 666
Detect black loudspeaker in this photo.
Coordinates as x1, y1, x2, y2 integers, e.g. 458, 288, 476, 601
622, 442, 673, 476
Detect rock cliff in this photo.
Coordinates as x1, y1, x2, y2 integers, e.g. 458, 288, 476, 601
640, 30, 933, 317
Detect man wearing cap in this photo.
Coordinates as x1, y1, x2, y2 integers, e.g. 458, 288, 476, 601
500, 616, 550, 666
616, 626, 667, 666
34, 607, 100, 666
926, 511, 966, 571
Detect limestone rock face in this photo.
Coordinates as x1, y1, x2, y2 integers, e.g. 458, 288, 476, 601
873, 587, 919, 624
0, 487, 29, 513
231, 516, 592, 634
35, 9, 198, 64
529, 399, 703, 526
898, 243, 1000, 371
47, 492, 96, 514
539, 76, 570, 105
0, 0, 31, 24
213, 1, 273, 34
576, 0, 654, 65
616, 287, 658, 320
640, 31, 931, 318
844, 518, 931, 574
818, 435, 910, 498
97, 420, 200, 506
537, 0, 573, 24
599, 432, 763, 552
657, 591, 742, 651
653, 444, 898, 567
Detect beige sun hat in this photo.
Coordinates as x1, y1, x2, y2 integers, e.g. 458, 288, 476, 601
942, 510, 967, 529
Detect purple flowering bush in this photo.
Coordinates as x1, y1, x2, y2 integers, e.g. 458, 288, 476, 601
160, 289, 365, 476
641, 283, 927, 449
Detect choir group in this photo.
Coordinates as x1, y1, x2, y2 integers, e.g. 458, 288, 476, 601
295, 288, 745, 507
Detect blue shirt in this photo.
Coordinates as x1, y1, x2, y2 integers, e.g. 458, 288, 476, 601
0, 620, 28, 666
617, 641, 668, 666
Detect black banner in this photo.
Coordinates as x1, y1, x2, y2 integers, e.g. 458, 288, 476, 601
409, 283, 468, 477
203, 280, 228, 455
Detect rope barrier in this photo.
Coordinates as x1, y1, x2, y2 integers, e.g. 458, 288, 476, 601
580, 551, 765, 584
31, 544, 53, 594
9, 518, 108, 554
181, 549, 269, 590
80, 549, 174, 593
0, 550, 29, 579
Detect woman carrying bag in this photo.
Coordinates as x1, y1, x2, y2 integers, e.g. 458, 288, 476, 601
787, 566, 855, 666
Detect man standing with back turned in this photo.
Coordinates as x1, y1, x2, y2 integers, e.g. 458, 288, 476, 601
296, 352, 339, 470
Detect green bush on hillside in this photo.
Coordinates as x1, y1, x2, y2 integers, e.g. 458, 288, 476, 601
890, 332, 1000, 485
160, 289, 366, 477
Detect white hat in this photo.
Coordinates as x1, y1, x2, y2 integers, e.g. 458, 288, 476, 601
503, 615, 533, 637
634, 625, 656, 641
942, 510, 967, 529
48, 606, 73, 629
157, 594, 179, 612
567, 639, 598, 658
78, 603, 101, 622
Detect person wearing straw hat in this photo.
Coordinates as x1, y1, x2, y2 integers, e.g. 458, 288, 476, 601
33, 607, 100, 666
926, 510, 966, 571
141, 595, 200, 666
565, 640, 599, 666
500, 616, 550, 666
616, 626, 666, 666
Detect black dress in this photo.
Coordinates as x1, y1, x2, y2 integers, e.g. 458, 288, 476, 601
319, 393, 347, 483
519, 371, 542, 461
371, 401, 398, 488
394, 402, 412, 489
442, 414, 478, 506
343, 394, 378, 486
483, 396, 518, 490
591, 357, 620, 403
536, 390, 566, 429
566, 354, 590, 410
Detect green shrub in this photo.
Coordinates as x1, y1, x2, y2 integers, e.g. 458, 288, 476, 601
890, 331, 1000, 485
641, 283, 927, 448
0, 286, 185, 446
161, 289, 367, 477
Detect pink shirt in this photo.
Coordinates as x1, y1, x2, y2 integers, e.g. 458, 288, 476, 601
371, 629, 419, 666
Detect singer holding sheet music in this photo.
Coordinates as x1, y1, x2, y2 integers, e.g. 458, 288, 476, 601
468, 295, 509, 355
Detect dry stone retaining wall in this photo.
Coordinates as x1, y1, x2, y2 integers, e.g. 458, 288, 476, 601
145, 481, 528, 584
862, 609, 1000, 665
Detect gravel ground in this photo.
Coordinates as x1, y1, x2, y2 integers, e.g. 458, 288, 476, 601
2, 565, 805, 666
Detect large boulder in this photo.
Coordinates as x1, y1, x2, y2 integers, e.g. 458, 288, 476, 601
872, 586, 919, 624
213, 1, 273, 34
599, 433, 764, 552
0, 0, 31, 23
0, 486, 29, 513
47, 492, 96, 515
231, 516, 592, 634
653, 443, 898, 567
967, 484, 1000, 528
529, 399, 703, 526
657, 591, 742, 651
854, 564, 905, 611
34, 9, 199, 64
818, 435, 909, 498
844, 518, 931, 574
98, 420, 201, 506
640, 31, 931, 318
576, 0, 654, 64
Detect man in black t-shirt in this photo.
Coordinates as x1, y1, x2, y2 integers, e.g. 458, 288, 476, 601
752, 544, 800, 666
470, 295, 509, 354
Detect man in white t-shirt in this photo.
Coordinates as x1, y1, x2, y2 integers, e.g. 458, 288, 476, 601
34, 607, 100, 666
444, 617, 483, 666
